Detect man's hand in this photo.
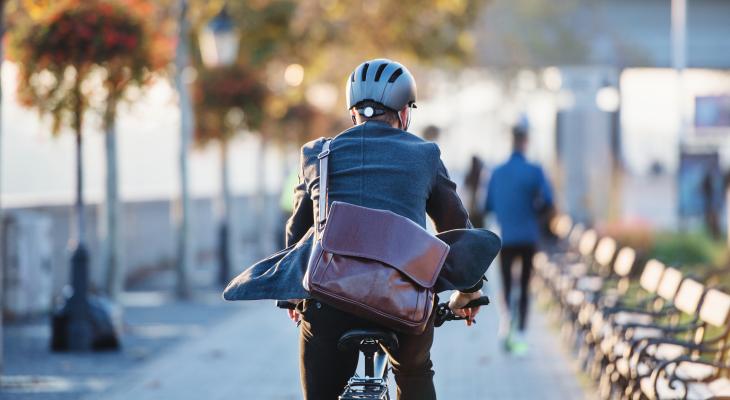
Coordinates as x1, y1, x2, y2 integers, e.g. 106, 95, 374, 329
286, 299, 302, 324
448, 290, 483, 327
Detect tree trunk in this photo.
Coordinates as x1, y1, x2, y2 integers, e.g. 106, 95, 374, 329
174, 0, 193, 298
103, 111, 124, 300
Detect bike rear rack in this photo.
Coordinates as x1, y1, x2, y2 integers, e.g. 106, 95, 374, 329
339, 376, 389, 400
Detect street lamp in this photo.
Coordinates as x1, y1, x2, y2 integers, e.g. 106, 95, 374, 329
199, 6, 239, 286
200, 7, 239, 68
595, 85, 620, 113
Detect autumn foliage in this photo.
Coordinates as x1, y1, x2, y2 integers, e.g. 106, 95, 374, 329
193, 65, 269, 145
10, 0, 171, 133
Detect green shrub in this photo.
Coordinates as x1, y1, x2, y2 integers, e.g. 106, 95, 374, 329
648, 232, 727, 270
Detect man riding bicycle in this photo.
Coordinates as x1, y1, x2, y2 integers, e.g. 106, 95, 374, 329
223, 59, 500, 400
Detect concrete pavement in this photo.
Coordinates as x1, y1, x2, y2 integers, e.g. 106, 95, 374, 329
1, 286, 242, 400
90, 298, 588, 400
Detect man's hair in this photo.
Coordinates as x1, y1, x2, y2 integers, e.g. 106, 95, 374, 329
352, 100, 400, 126
512, 125, 528, 138
512, 125, 528, 149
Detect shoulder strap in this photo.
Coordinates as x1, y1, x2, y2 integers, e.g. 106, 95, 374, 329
317, 139, 333, 232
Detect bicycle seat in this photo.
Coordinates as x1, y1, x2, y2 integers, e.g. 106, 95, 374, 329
338, 329, 399, 351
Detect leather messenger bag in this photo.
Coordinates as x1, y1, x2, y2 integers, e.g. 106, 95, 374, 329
303, 139, 450, 334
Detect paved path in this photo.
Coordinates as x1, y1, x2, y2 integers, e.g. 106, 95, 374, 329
90, 298, 588, 400
1, 288, 241, 400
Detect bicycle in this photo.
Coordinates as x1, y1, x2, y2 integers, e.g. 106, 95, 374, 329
277, 296, 490, 400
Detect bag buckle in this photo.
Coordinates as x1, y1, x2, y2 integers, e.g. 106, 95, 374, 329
317, 149, 330, 159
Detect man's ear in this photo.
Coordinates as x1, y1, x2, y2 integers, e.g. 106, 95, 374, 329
398, 107, 410, 130
350, 109, 357, 125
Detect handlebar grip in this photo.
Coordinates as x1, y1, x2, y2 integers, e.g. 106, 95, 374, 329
462, 296, 490, 309
276, 300, 296, 310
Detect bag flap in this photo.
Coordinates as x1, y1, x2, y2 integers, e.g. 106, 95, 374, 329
321, 202, 449, 288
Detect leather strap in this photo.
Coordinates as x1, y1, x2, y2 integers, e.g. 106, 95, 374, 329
317, 139, 333, 232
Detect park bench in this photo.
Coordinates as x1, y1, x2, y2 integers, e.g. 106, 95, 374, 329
555, 235, 617, 342
535, 216, 730, 400
638, 288, 730, 399
546, 214, 574, 252
611, 277, 708, 398
534, 227, 608, 341
564, 245, 638, 366
539, 229, 598, 310
586, 259, 669, 379
586, 265, 685, 397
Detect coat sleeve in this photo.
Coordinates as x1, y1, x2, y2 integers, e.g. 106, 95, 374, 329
426, 147, 472, 232
285, 160, 314, 248
536, 166, 554, 211
426, 144, 485, 293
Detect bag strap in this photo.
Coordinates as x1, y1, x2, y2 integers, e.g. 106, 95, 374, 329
317, 139, 333, 232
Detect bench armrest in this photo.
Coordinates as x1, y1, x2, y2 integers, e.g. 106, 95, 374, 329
649, 356, 727, 399
625, 337, 699, 379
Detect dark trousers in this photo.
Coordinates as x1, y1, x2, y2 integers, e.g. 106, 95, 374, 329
499, 244, 536, 331
298, 299, 436, 400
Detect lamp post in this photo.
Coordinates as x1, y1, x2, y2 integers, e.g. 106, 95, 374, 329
174, 0, 194, 299
0, 0, 5, 371
199, 7, 239, 286
595, 81, 622, 222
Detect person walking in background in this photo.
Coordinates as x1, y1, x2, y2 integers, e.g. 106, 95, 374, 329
421, 124, 441, 142
485, 116, 554, 355
463, 155, 487, 228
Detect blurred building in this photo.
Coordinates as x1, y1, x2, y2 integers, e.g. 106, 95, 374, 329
471, 0, 730, 227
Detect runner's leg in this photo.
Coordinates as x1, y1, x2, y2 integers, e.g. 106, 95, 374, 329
517, 245, 536, 331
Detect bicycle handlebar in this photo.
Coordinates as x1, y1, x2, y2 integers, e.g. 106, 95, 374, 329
276, 300, 297, 310
434, 296, 490, 327
277, 296, 490, 328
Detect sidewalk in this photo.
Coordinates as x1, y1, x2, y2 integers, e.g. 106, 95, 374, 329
89, 299, 588, 400
1, 278, 243, 400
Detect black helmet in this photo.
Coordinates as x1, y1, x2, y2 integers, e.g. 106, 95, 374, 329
346, 59, 417, 112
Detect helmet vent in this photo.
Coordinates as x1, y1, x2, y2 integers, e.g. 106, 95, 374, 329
350, 72, 355, 82
361, 63, 370, 81
387, 68, 403, 83
374, 63, 388, 82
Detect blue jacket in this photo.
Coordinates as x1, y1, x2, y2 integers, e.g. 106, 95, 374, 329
485, 152, 553, 246
224, 121, 501, 301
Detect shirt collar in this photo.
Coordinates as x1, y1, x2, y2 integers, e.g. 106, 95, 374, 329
363, 120, 393, 128
510, 151, 526, 160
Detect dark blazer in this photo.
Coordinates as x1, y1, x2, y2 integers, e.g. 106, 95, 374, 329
224, 121, 500, 301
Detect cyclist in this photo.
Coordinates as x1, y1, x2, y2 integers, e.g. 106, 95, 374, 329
284, 59, 486, 400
